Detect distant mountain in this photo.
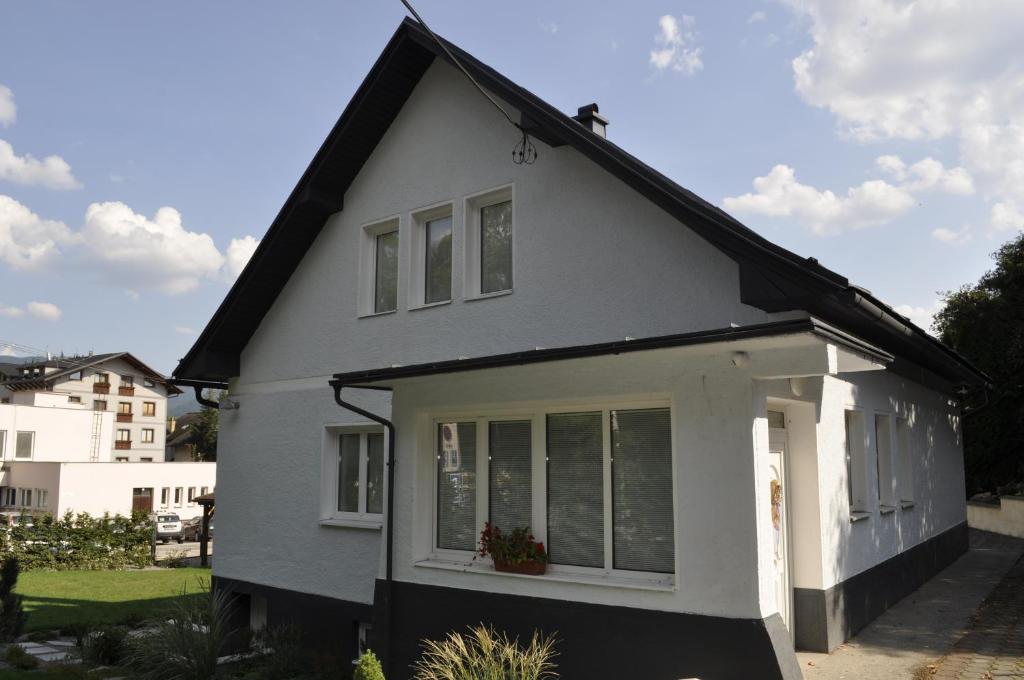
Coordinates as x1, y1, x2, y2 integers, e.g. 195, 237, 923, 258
168, 390, 202, 417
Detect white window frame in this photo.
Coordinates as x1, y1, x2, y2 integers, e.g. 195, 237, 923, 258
35, 489, 47, 509
408, 201, 455, 309
142, 428, 155, 443
425, 396, 676, 587
844, 409, 870, 518
14, 431, 34, 460
174, 487, 183, 506
358, 216, 401, 317
873, 413, 896, 512
320, 424, 387, 529
160, 487, 170, 507
463, 184, 514, 300
143, 401, 156, 417
896, 415, 914, 507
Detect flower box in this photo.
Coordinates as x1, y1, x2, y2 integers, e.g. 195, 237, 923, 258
493, 559, 547, 576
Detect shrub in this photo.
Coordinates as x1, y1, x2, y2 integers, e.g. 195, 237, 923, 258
353, 650, 385, 680
162, 549, 191, 569
82, 624, 130, 666
3, 511, 151, 571
0, 557, 27, 641
253, 624, 312, 680
127, 579, 237, 680
5, 644, 40, 670
412, 624, 557, 680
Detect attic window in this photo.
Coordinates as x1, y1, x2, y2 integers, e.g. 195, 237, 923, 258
359, 217, 400, 317
464, 186, 514, 299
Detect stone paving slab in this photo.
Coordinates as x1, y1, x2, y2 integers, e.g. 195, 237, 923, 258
924, 549, 1024, 679
798, 531, 1024, 680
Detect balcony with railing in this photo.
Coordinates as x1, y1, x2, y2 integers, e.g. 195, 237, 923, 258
93, 383, 110, 394
116, 413, 133, 423
114, 440, 132, 450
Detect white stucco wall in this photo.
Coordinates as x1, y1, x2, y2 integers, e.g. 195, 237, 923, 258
215, 60, 795, 605
32, 462, 215, 519
0, 403, 113, 462
815, 370, 965, 589
967, 497, 1024, 538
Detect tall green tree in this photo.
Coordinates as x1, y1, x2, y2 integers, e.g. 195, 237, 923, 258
934, 233, 1024, 496
190, 390, 222, 462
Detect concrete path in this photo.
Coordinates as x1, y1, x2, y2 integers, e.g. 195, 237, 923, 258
927, 548, 1024, 679
797, 531, 1024, 680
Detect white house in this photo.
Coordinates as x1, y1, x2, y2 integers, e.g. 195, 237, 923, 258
172, 20, 987, 680
0, 354, 215, 519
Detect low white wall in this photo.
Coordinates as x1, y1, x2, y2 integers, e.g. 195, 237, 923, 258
0, 404, 113, 462
968, 497, 1024, 538
8, 462, 217, 520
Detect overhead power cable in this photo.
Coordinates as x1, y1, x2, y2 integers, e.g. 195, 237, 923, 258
397, 0, 537, 164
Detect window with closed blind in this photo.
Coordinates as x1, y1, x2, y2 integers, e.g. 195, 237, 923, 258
432, 403, 675, 578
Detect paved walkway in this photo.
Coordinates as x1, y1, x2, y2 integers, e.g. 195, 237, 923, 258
927, 548, 1024, 679
797, 531, 1024, 680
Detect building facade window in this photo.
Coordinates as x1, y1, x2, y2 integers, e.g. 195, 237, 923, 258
122, 376, 134, 388
14, 431, 34, 460
433, 402, 675, 577
142, 429, 155, 443
142, 402, 156, 417
874, 414, 895, 510
845, 410, 869, 515
331, 430, 387, 520
4, 488, 15, 506
374, 229, 399, 313
174, 487, 183, 506
20, 489, 31, 507
116, 429, 131, 441
94, 400, 107, 411
95, 373, 110, 385
410, 204, 454, 307
896, 416, 914, 504
115, 456, 128, 462
0, 430, 5, 458
464, 186, 513, 298
118, 402, 132, 415
143, 377, 155, 388
36, 489, 47, 508
188, 487, 196, 503
161, 488, 170, 506
68, 395, 82, 404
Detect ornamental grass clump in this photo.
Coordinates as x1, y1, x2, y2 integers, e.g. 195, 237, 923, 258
412, 624, 558, 680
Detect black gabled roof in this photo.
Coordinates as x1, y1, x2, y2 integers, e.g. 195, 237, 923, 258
174, 18, 987, 389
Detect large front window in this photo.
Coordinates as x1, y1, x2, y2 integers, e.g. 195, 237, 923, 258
434, 404, 675, 576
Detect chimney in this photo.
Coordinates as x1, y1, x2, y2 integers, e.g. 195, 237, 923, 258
573, 103, 609, 138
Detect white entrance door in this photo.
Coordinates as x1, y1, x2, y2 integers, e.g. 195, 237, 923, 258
767, 410, 792, 633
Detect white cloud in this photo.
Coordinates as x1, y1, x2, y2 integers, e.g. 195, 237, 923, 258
538, 21, 558, 34
174, 325, 197, 335
224, 235, 260, 280
0, 343, 18, 356
722, 164, 915, 234
991, 201, 1024, 231
26, 301, 61, 321
0, 194, 75, 270
0, 86, 14, 128
650, 15, 704, 76
779, 0, 1024, 227
893, 300, 942, 336
0, 304, 24, 318
0, 139, 80, 190
79, 202, 225, 295
748, 11, 767, 23
723, 155, 975, 234
931, 226, 973, 245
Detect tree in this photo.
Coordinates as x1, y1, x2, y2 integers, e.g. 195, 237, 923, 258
0, 557, 27, 641
934, 232, 1024, 496
190, 390, 222, 462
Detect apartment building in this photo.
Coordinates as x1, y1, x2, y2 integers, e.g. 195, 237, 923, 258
0, 352, 179, 462
0, 353, 214, 519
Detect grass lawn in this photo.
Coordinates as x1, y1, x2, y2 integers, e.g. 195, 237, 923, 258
16, 568, 210, 632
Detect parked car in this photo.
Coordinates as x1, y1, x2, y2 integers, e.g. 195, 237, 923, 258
152, 513, 184, 544
181, 516, 214, 542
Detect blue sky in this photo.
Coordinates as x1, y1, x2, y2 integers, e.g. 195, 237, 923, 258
1, 1, 1021, 374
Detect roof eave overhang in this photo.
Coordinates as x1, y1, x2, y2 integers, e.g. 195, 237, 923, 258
329, 318, 892, 388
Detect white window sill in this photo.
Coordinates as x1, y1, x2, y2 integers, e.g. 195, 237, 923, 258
413, 557, 675, 592
849, 511, 871, 523
319, 517, 383, 530
409, 299, 452, 312
879, 505, 897, 515
357, 309, 397, 319
900, 501, 915, 510
465, 289, 513, 302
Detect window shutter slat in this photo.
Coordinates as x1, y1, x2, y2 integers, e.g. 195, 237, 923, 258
488, 420, 532, 530
547, 412, 604, 568
437, 422, 477, 550
611, 408, 674, 573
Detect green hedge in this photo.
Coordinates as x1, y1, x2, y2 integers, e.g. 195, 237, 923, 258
4, 511, 152, 571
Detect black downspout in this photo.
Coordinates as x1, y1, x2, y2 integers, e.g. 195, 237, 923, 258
168, 378, 229, 409
329, 380, 396, 675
